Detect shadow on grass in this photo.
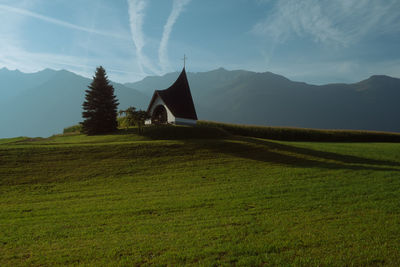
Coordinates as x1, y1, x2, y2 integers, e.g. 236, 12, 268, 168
185, 137, 400, 172
92, 125, 399, 172
243, 137, 400, 167
140, 125, 229, 140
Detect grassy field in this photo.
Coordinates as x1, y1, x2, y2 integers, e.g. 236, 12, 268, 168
1, 126, 400, 266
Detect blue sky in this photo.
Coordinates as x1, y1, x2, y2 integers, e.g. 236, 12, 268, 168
0, 0, 399, 84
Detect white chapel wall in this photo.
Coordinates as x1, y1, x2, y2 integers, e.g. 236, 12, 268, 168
149, 96, 176, 123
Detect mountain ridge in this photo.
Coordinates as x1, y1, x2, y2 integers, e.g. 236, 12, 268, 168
1, 67, 399, 138
0, 68, 148, 138
124, 67, 400, 132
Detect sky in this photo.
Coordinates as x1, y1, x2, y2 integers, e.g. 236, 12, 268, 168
0, 0, 399, 84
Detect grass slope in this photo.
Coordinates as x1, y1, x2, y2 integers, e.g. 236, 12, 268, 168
1, 128, 400, 266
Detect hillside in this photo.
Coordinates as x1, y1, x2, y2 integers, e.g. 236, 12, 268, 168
1, 128, 400, 265
126, 68, 400, 132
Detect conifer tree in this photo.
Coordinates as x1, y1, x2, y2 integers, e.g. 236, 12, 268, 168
81, 66, 119, 135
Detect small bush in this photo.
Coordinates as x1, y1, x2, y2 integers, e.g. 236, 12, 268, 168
63, 124, 82, 134
117, 117, 128, 129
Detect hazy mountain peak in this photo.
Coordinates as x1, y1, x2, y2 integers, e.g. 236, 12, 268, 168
367, 74, 398, 81
0, 67, 22, 73
38, 68, 57, 74
355, 74, 400, 91
213, 67, 227, 72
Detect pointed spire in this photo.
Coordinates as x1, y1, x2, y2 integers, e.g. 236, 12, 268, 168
182, 54, 187, 69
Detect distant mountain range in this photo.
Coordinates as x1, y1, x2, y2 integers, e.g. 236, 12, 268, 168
126, 68, 400, 133
0, 68, 148, 138
0, 67, 399, 138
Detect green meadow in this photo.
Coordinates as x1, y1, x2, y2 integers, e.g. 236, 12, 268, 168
1, 125, 400, 266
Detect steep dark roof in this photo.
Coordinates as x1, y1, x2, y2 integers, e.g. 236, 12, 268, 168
147, 68, 198, 120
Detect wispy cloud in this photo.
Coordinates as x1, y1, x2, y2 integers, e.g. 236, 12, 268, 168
253, 0, 400, 46
0, 4, 129, 40
0, 42, 89, 73
0, 2, 143, 83
127, 0, 160, 76
158, 0, 191, 72
0, 40, 146, 83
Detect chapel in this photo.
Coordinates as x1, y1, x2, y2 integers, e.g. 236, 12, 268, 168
145, 67, 197, 125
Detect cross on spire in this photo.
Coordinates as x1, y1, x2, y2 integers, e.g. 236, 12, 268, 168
182, 54, 187, 68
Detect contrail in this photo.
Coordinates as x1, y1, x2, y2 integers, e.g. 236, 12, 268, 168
127, 0, 160, 75
0, 4, 129, 40
159, 0, 191, 72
